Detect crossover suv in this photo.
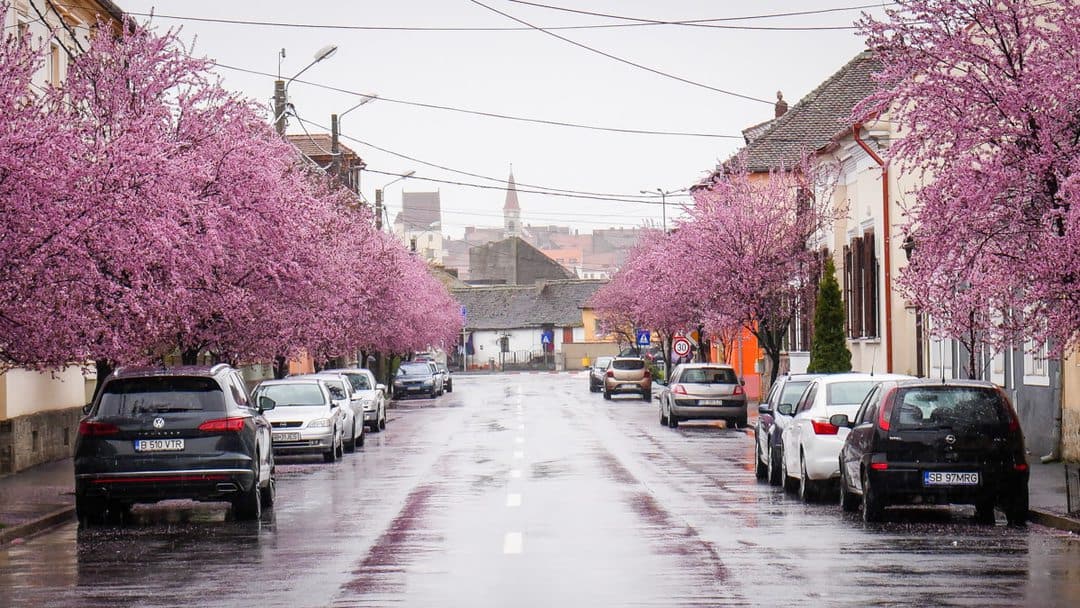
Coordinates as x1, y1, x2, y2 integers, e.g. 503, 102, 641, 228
251, 378, 346, 463
588, 356, 614, 393
780, 373, 913, 502
603, 357, 652, 401
74, 364, 275, 525
755, 374, 822, 485
835, 379, 1029, 524
659, 363, 747, 428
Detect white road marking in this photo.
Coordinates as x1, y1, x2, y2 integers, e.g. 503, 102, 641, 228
513, 450, 524, 459
510, 469, 522, 478
507, 493, 522, 507
503, 532, 524, 554
515, 436, 525, 444
518, 424, 525, 431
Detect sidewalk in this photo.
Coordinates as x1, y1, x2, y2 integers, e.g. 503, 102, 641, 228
0, 457, 1076, 545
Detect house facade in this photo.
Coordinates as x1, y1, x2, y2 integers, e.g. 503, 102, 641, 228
393, 191, 444, 264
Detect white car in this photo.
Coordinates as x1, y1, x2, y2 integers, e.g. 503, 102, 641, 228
780, 372, 914, 502
252, 378, 347, 463
324, 368, 388, 432
309, 373, 366, 451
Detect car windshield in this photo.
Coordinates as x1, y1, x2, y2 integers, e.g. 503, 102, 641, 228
98, 377, 225, 416
780, 381, 810, 406
680, 367, 737, 384
321, 380, 347, 400
613, 359, 645, 370
595, 357, 613, 369
826, 381, 878, 406
255, 383, 325, 406
398, 363, 431, 376
894, 386, 1010, 429
346, 374, 371, 391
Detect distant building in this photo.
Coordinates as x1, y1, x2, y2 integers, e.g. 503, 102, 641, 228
394, 191, 443, 264
285, 133, 365, 195
468, 236, 573, 286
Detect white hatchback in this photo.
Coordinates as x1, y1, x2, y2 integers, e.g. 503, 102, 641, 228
780, 372, 914, 502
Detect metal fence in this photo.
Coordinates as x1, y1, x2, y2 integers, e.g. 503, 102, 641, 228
500, 349, 555, 372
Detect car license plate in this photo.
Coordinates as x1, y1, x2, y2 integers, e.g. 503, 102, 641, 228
924, 471, 980, 486
273, 432, 301, 442
700, 399, 724, 406
134, 439, 184, 452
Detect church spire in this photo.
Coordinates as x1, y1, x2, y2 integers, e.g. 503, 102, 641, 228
504, 167, 521, 237
504, 168, 520, 212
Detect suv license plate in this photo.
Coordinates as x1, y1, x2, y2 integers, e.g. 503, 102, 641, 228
134, 439, 184, 452
273, 432, 301, 442
924, 471, 980, 486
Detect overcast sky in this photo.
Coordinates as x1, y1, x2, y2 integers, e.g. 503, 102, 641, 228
119, 1, 889, 239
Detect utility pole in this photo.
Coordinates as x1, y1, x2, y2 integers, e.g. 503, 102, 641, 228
375, 189, 383, 230
330, 113, 341, 184
273, 79, 287, 136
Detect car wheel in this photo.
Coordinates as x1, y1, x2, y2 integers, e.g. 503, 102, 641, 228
659, 405, 668, 426
975, 496, 996, 525
736, 416, 748, 429
345, 422, 357, 453
755, 448, 768, 481
839, 465, 859, 512
379, 408, 387, 430
668, 412, 679, 428
76, 493, 107, 527
798, 455, 818, 503
233, 462, 263, 521
1005, 492, 1028, 526
260, 475, 276, 508
335, 432, 345, 459
781, 451, 798, 493
861, 470, 884, 523
767, 446, 783, 486
447, 382, 453, 393
357, 428, 365, 448
603, 390, 612, 400
323, 434, 337, 462
641, 390, 651, 402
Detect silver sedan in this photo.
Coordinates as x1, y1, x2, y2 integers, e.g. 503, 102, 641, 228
659, 363, 748, 429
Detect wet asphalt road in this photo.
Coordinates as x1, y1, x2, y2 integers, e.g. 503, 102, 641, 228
1, 372, 1079, 607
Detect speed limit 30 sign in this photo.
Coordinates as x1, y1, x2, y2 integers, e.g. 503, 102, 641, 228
672, 336, 692, 357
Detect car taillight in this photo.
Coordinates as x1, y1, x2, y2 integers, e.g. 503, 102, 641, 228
606, 370, 613, 378
198, 417, 248, 433
672, 384, 687, 395
644, 370, 651, 379
810, 419, 839, 435
1013, 463, 1029, 472
733, 385, 744, 396
878, 387, 898, 431
78, 421, 119, 436
870, 462, 889, 471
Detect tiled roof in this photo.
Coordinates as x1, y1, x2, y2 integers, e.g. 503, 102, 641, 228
286, 133, 361, 163
741, 118, 776, 144
452, 279, 608, 331
737, 51, 882, 173
397, 191, 442, 231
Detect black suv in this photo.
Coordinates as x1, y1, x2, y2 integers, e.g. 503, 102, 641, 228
74, 364, 275, 524
835, 379, 1028, 524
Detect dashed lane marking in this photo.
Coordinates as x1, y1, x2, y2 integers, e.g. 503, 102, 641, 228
503, 532, 524, 554
507, 493, 522, 507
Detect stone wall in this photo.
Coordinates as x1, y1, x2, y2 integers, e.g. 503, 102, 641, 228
0, 407, 83, 474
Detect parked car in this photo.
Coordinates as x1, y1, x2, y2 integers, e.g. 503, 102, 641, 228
780, 373, 913, 502
323, 368, 388, 432
603, 357, 652, 401
251, 378, 346, 463
755, 374, 822, 485
659, 363, 746, 428
588, 356, 614, 392
308, 373, 366, 451
394, 361, 443, 398
436, 362, 454, 393
74, 364, 275, 525
834, 379, 1029, 524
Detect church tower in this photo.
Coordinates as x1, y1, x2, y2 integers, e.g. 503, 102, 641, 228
503, 168, 521, 238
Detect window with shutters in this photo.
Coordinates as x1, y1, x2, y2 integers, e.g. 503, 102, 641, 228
843, 231, 878, 338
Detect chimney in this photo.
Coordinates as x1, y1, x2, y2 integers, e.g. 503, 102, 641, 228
775, 91, 788, 118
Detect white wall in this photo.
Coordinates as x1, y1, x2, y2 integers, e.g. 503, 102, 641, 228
1, 367, 88, 419
470, 327, 573, 367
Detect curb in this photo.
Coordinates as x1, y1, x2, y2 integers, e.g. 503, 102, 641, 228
0, 505, 75, 545
1029, 508, 1080, 534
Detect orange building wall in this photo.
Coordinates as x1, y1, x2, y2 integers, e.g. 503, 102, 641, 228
709, 327, 764, 400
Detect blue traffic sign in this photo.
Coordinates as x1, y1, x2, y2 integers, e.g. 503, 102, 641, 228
540, 330, 554, 345
460, 305, 467, 321
635, 329, 651, 346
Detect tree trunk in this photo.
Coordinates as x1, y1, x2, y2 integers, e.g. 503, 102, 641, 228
273, 354, 288, 379
91, 359, 114, 402
181, 348, 200, 365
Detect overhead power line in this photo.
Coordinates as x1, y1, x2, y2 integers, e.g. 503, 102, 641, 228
215, 63, 743, 139
466, 0, 774, 104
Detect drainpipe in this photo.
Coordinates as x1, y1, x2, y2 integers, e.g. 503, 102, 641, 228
853, 122, 894, 374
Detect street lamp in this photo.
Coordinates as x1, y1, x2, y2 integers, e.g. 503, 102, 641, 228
640, 188, 683, 232
274, 44, 339, 136
331, 94, 378, 186
375, 171, 415, 231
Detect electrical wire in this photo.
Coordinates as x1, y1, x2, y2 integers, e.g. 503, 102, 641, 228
504, 1, 884, 29
215, 63, 744, 140
467, 0, 773, 104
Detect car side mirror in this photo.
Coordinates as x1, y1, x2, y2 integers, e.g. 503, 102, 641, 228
258, 396, 276, 411
330, 401, 339, 409
758, 403, 771, 415
829, 414, 852, 428
777, 403, 794, 416
376, 383, 386, 392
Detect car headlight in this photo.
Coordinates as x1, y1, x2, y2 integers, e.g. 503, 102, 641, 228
308, 418, 330, 428
422, 379, 434, 386
361, 399, 375, 411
